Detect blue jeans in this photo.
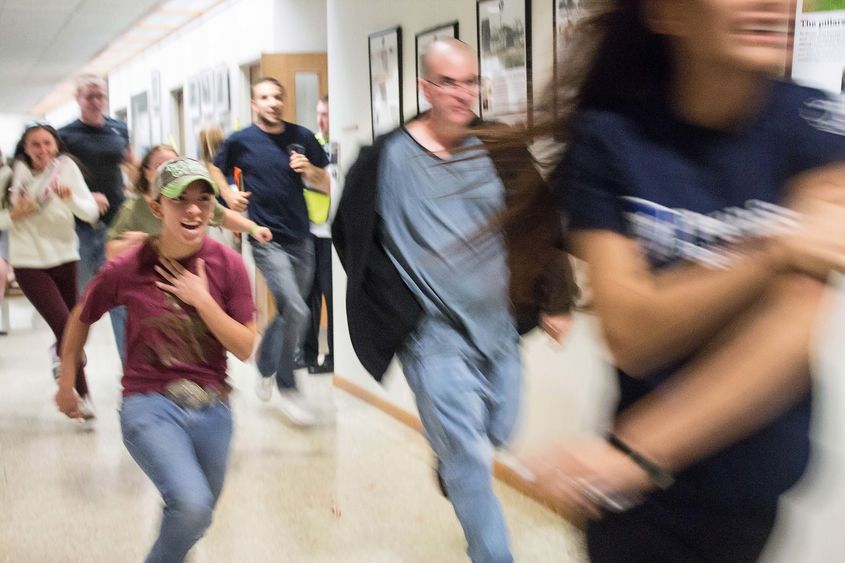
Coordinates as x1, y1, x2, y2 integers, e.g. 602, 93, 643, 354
76, 222, 106, 293
120, 393, 233, 563
252, 238, 314, 389
398, 316, 521, 563
110, 305, 127, 364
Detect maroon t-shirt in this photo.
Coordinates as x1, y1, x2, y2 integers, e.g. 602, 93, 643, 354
80, 237, 256, 396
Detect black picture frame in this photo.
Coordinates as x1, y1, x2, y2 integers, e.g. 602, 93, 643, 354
368, 26, 403, 140
200, 69, 214, 119
186, 76, 200, 119
553, 0, 589, 118
214, 64, 230, 115
476, 0, 532, 127
414, 21, 460, 114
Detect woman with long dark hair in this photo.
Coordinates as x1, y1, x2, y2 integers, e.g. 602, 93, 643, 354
0, 124, 98, 418
518, 1, 845, 561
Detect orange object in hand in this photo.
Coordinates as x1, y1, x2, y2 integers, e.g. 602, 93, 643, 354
233, 167, 244, 191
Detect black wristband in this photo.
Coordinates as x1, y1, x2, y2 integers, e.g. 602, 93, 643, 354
607, 434, 675, 490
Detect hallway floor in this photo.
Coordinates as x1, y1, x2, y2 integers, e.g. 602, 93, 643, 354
0, 295, 585, 563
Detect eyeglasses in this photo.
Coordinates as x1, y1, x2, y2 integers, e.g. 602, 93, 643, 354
424, 75, 481, 93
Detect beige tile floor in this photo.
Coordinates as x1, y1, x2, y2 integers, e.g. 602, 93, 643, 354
0, 295, 585, 563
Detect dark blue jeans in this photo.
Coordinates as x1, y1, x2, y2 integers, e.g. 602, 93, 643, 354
75, 222, 106, 293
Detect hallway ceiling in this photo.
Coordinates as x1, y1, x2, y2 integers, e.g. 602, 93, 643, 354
0, 0, 162, 114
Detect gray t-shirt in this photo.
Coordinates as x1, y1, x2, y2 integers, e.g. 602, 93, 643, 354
377, 129, 515, 360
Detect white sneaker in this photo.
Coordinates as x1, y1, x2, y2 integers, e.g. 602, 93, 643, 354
277, 389, 317, 427
77, 395, 96, 418
255, 374, 274, 402
77, 396, 96, 431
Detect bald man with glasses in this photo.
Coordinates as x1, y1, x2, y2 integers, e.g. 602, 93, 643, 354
335, 39, 574, 563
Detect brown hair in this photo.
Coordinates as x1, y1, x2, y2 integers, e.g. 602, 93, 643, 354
251, 77, 285, 100
136, 144, 179, 196
487, 1, 677, 312
472, 2, 660, 314
14, 124, 70, 170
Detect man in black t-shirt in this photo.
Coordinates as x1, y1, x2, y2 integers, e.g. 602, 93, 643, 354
59, 74, 133, 292
213, 77, 329, 426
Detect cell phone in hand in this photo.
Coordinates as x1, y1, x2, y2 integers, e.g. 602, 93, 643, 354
286, 143, 305, 156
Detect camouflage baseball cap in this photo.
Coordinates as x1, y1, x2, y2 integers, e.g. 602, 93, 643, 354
151, 157, 218, 200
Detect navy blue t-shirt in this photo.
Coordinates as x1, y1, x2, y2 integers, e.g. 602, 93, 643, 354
59, 117, 129, 226
214, 122, 329, 242
556, 80, 845, 507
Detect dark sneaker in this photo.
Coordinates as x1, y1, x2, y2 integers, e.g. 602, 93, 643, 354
293, 354, 309, 370
308, 358, 334, 374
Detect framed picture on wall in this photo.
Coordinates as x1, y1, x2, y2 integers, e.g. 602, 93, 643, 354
150, 70, 161, 114
130, 91, 152, 157
200, 69, 214, 118
369, 26, 403, 139
186, 77, 200, 119
415, 21, 459, 114
214, 64, 230, 114
554, 0, 590, 91
476, 0, 532, 127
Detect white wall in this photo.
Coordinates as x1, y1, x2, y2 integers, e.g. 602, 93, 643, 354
326, 0, 615, 455
273, 0, 327, 53
0, 114, 31, 158
44, 102, 81, 131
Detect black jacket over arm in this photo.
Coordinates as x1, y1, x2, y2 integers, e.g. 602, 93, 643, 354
333, 125, 576, 381
331, 130, 423, 381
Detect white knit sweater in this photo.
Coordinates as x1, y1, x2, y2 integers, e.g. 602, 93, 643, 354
0, 155, 99, 268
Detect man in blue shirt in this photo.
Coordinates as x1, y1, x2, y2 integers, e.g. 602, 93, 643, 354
59, 74, 133, 292
213, 78, 329, 426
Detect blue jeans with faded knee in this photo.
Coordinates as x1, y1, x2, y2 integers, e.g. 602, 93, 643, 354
120, 393, 233, 563
398, 316, 521, 563
251, 238, 314, 390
